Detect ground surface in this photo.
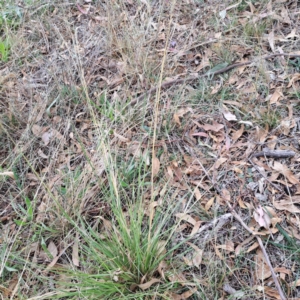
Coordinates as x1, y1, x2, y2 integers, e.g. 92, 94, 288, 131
1, 0, 300, 299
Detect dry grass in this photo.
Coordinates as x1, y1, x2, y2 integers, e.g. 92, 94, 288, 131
1, 0, 300, 299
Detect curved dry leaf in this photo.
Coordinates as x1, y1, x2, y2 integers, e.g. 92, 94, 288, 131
269, 87, 283, 104
42, 131, 52, 145
290, 278, 300, 287
217, 241, 234, 252
158, 261, 167, 280
72, 235, 79, 267
138, 278, 161, 290
38, 149, 48, 159
247, 242, 259, 253
149, 201, 158, 224
114, 131, 130, 143
52, 129, 66, 144
238, 120, 253, 126
201, 121, 224, 132
152, 156, 160, 176
186, 242, 203, 267
235, 235, 255, 255
272, 161, 299, 184
256, 249, 272, 280
267, 30, 275, 52
175, 213, 196, 226
191, 131, 208, 137
221, 189, 231, 202
273, 200, 300, 213
178, 287, 197, 299
253, 206, 271, 229
232, 124, 244, 141
0, 171, 15, 179
193, 187, 202, 201
173, 113, 181, 126
190, 221, 202, 236
47, 241, 58, 258
287, 73, 300, 88
205, 197, 214, 211
264, 287, 281, 300
222, 105, 237, 121
32, 124, 44, 136
214, 157, 227, 169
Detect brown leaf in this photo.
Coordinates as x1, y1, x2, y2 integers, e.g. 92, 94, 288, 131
38, 149, 48, 159
214, 157, 227, 169
176, 107, 193, 117
280, 6, 291, 24
178, 287, 197, 299
32, 124, 44, 136
267, 30, 275, 52
149, 201, 158, 224
264, 287, 281, 300
175, 213, 196, 226
255, 249, 272, 280
42, 131, 52, 145
72, 234, 80, 267
221, 189, 231, 202
190, 221, 202, 236
205, 197, 214, 211
269, 87, 283, 104
36, 201, 47, 223
247, 242, 259, 253
195, 49, 211, 72
191, 131, 208, 137
47, 241, 58, 258
193, 187, 202, 201
273, 200, 300, 213
222, 105, 237, 121
287, 73, 300, 88
0, 171, 15, 179
290, 278, 300, 287
235, 235, 254, 255
52, 129, 66, 144
186, 242, 203, 267
173, 113, 181, 126
272, 161, 299, 184
152, 156, 160, 176
201, 121, 224, 132
253, 206, 271, 229
114, 131, 130, 143
232, 124, 244, 141
138, 278, 161, 290
217, 240, 234, 252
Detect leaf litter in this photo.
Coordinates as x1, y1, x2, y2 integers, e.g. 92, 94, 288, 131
1, 0, 300, 299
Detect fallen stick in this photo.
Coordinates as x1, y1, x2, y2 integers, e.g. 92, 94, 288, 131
194, 154, 287, 300
225, 202, 287, 300
196, 213, 232, 235
251, 149, 296, 159
248, 158, 284, 193
130, 53, 300, 106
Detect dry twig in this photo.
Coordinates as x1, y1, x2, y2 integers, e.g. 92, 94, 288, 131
193, 152, 287, 300
130, 53, 300, 106
248, 158, 284, 193
226, 202, 287, 300
251, 149, 296, 159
